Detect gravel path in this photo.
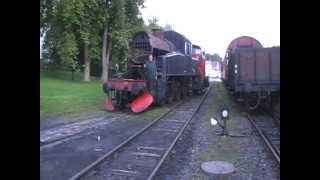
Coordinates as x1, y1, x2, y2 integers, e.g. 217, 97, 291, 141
154, 82, 280, 180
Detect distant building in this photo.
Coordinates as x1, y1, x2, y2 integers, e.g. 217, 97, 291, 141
205, 60, 221, 81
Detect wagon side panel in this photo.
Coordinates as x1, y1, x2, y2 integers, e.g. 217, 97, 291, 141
271, 48, 280, 82
255, 49, 270, 82
239, 50, 255, 82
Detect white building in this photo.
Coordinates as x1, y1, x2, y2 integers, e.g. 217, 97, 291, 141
205, 60, 221, 82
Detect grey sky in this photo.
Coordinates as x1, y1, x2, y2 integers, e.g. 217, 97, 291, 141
140, 0, 280, 57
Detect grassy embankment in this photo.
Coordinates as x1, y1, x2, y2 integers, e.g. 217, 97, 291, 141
40, 70, 106, 120
197, 82, 244, 163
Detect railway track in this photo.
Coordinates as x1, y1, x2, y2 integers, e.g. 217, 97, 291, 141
68, 86, 211, 180
247, 112, 280, 165
40, 113, 131, 151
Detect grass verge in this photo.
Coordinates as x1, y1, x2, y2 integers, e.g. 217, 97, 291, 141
196, 82, 243, 164
40, 70, 105, 120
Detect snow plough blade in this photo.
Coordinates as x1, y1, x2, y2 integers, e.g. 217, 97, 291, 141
130, 91, 154, 113
105, 98, 115, 111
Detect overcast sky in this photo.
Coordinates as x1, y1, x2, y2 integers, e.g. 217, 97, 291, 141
140, 0, 280, 57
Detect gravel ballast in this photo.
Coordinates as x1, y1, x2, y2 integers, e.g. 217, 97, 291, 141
154, 82, 280, 180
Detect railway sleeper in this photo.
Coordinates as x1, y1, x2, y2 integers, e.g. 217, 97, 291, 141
153, 128, 179, 133
110, 169, 141, 178
111, 169, 139, 175
161, 119, 185, 123
136, 146, 166, 151
131, 152, 161, 158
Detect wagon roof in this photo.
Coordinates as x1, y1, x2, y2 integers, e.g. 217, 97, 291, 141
223, 36, 263, 62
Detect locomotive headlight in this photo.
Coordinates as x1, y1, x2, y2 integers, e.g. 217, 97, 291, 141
234, 64, 238, 69
221, 108, 229, 119
235, 70, 238, 74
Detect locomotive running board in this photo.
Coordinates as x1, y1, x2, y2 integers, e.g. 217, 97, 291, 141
130, 91, 154, 113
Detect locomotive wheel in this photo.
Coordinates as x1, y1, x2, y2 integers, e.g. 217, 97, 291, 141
264, 94, 273, 111
245, 92, 260, 110
167, 95, 174, 104
157, 98, 165, 106
193, 89, 201, 96
115, 91, 122, 109
182, 81, 189, 98
181, 86, 188, 99
174, 83, 181, 101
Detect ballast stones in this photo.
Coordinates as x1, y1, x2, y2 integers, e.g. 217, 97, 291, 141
201, 161, 235, 180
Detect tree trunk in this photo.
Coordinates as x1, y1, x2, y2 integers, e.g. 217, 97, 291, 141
83, 43, 91, 82
101, 23, 112, 83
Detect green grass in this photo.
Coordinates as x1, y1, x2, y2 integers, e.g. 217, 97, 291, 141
195, 82, 243, 165
202, 82, 241, 129
40, 70, 105, 120
197, 136, 240, 163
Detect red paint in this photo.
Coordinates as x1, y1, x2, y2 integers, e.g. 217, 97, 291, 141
105, 98, 115, 111
192, 44, 206, 80
197, 59, 206, 80
106, 79, 146, 91
222, 36, 263, 81
130, 91, 154, 113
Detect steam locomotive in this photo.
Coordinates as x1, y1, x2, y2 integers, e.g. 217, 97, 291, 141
103, 30, 209, 113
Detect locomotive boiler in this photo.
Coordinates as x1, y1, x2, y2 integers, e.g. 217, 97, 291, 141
103, 30, 209, 113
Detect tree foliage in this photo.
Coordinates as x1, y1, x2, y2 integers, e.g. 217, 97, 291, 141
206, 53, 222, 62
146, 17, 163, 32
211, 53, 222, 61
41, 0, 146, 81
110, 0, 145, 69
101, 0, 145, 82
42, 0, 105, 72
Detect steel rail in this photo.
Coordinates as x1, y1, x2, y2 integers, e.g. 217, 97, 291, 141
69, 101, 184, 180
40, 113, 130, 150
247, 114, 280, 165
147, 85, 212, 180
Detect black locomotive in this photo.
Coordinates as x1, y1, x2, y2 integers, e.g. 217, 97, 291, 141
103, 30, 209, 113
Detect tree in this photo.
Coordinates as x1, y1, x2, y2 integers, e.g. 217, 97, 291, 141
42, 0, 80, 69
42, 0, 105, 81
75, 0, 105, 81
146, 17, 163, 32
41, 0, 146, 83
212, 53, 222, 61
40, 0, 57, 36
205, 53, 222, 62
101, 0, 145, 82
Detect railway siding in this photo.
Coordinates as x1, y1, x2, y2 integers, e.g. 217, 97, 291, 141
154, 82, 280, 180
40, 106, 170, 180
75, 87, 211, 180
